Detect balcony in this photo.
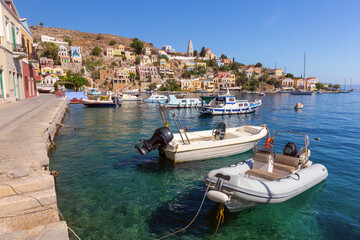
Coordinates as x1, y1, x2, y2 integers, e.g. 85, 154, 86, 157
12, 44, 28, 59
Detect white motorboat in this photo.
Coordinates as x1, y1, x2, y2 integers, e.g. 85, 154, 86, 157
166, 95, 203, 108
144, 94, 167, 103
82, 96, 121, 107
121, 93, 142, 101
200, 94, 262, 115
136, 115, 268, 163
205, 130, 328, 212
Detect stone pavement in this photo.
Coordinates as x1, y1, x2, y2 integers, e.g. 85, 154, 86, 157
0, 95, 69, 239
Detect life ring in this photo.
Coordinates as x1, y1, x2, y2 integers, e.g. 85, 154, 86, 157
51, 170, 59, 178
265, 137, 274, 149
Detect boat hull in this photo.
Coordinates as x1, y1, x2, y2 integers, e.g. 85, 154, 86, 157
205, 161, 328, 212
164, 140, 259, 163
144, 99, 167, 103
201, 106, 259, 115
290, 91, 313, 95
83, 103, 118, 107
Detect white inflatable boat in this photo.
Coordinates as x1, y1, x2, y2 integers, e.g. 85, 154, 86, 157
205, 131, 328, 212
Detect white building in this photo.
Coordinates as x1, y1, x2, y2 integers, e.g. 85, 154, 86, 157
42, 76, 59, 87
162, 45, 175, 53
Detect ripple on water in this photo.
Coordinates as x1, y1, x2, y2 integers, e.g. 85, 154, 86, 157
50, 92, 360, 239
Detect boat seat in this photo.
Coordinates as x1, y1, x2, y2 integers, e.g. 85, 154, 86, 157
245, 169, 282, 181
273, 162, 296, 173
274, 153, 299, 166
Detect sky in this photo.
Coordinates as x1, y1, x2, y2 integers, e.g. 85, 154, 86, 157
14, 0, 360, 84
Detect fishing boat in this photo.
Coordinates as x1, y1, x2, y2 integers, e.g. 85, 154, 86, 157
135, 106, 268, 163
200, 95, 262, 115
294, 102, 303, 109
82, 96, 121, 107
258, 92, 265, 96
166, 95, 203, 108
144, 94, 168, 103
205, 130, 328, 212
121, 93, 142, 101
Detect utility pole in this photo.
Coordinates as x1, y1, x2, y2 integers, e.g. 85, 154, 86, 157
303, 52, 306, 80
275, 62, 277, 69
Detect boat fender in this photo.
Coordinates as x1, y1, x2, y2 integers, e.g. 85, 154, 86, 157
207, 190, 229, 204
265, 137, 274, 149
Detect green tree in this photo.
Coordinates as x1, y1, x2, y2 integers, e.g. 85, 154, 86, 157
40, 22, 44, 27
259, 73, 270, 82
159, 54, 169, 61
199, 69, 206, 75
148, 82, 157, 90
65, 38, 72, 46
268, 77, 277, 85
182, 71, 191, 79
220, 54, 227, 59
96, 35, 102, 40
59, 74, 88, 90
255, 62, 262, 67
110, 61, 117, 68
200, 47, 206, 57
285, 73, 294, 78
334, 84, 340, 89
159, 79, 180, 91
109, 40, 116, 46
315, 82, 325, 90
122, 55, 127, 61
130, 38, 144, 55
219, 65, 231, 71
92, 47, 102, 56
135, 56, 141, 65
193, 50, 198, 57
40, 42, 58, 60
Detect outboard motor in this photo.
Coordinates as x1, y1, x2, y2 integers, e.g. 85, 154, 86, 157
212, 122, 226, 140
283, 142, 298, 156
135, 127, 174, 155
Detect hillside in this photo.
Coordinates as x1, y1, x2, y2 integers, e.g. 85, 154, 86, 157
30, 26, 157, 59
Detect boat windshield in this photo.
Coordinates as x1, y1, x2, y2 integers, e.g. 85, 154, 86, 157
215, 97, 226, 105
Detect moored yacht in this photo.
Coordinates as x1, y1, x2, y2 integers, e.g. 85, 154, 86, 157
200, 95, 262, 115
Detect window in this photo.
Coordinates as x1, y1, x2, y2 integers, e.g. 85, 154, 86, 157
5, 17, 10, 42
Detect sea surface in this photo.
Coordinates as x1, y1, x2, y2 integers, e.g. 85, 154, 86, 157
50, 91, 360, 240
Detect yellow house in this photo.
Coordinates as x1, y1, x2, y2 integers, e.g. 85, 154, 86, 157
19, 18, 32, 60
159, 58, 166, 66
274, 69, 283, 76
190, 79, 202, 91
106, 44, 125, 58
54, 67, 65, 77
186, 62, 195, 70
41, 67, 54, 76
196, 62, 206, 68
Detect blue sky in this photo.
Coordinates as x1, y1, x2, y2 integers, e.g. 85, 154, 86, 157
14, 0, 360, 84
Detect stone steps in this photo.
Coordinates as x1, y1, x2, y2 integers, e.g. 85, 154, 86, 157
0, 174, 54, 199
0, 188, 56, 214
0, 221, 69, 240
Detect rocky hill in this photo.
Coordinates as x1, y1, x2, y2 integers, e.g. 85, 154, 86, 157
30, 26, 157, 59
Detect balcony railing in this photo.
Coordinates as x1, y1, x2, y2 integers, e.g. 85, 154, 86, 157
12, 44, 28, 59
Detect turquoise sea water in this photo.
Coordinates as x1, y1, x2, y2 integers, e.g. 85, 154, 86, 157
50, 92, 360, 239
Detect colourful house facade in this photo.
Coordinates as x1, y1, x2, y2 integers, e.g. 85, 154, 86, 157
71, 46, 82, 63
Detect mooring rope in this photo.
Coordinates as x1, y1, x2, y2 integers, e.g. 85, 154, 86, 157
158, 176, 215, 240
212, 203, 225, 240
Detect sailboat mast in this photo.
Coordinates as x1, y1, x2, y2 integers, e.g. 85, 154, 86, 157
303, 52, 306, 81
345, 78, 347, 91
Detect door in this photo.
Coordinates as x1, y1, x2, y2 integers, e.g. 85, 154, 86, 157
12, 73, 17, 99
0, 71, 4, 99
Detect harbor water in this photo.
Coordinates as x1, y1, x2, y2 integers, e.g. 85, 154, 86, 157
50, 92, 360, 239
